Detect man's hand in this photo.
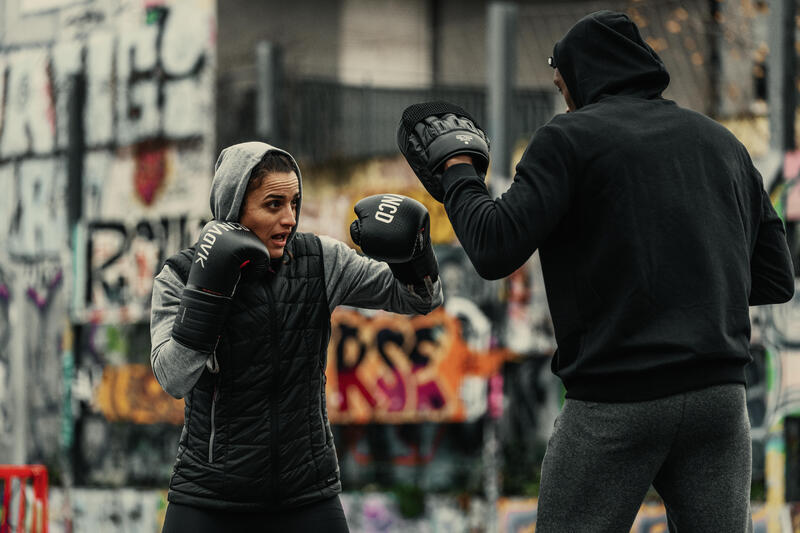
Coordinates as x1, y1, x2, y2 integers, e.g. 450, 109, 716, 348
443, 154, 475, 170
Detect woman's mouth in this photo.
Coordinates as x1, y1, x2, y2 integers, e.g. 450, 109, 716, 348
271, 233, 288, 246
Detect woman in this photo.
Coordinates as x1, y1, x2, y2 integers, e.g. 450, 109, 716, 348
150, 142, 442, 532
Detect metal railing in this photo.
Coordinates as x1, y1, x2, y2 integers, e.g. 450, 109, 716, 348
280, 80, 556, 164
220, 76, 556, 165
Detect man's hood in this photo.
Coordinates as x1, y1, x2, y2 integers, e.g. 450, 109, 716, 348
552, 10, 670, 109
209, 141, 303, 244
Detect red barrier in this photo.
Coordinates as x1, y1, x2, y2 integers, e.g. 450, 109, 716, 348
0, 466, 48, 533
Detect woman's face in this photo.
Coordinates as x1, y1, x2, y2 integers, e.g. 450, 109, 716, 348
239, 171, 300, 258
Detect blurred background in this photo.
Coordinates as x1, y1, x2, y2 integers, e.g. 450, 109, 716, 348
0, 0, 799, 531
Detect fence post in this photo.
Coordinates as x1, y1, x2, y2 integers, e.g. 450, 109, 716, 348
768, 0, 796, 152
256, 41, 284, 145
487, 2, 518, 198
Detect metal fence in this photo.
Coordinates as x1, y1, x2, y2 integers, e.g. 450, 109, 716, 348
272, 79, 556, 164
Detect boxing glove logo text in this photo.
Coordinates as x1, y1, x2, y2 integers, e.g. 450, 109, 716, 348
374, 194, 405, 224
195, 221, 248, 268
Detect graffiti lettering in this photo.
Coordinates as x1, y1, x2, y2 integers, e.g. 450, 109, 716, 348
326, 308, 509, 424
77, 217, 204, 323
0, 49, 55, 157
6, 159, 67, 259
0, 10, 211, 157
94, 364, 183, 425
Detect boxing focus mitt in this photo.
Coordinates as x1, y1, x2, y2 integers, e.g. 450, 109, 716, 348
397, 101, 490, 202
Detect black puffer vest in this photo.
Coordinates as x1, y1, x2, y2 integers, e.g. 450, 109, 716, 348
163, 232, 340, 510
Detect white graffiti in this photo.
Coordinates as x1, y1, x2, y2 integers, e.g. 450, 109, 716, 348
85, 32, 115, 146
48, 488, 164, 533
160, 3, 208, 75
764, 281, 800, 347
0, 361, 10, 456
0, 49, 55, 157
74, 217, 204, 323
769, 349, 800, 424
0, 2, 212, 159
445, 296, 492, 422
0, 164, 16, 241
6, 158, 68, 259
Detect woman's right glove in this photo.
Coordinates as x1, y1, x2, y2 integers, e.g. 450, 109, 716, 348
171, 220, 269, 352
350, 194, 438, 298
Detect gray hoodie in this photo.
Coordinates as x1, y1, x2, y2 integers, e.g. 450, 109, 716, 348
150, 142, 443, 398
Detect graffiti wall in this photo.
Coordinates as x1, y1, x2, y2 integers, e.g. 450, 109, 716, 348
46, 488, 167, 533
326, 307, 507, 424
7, 490, 788, 532
334, 422, 485, 493
0, 253, 71, 468
72, 322, 183, 486
0, 262, 13, 458
78, 216, 206, 323
0, 0, 216, 483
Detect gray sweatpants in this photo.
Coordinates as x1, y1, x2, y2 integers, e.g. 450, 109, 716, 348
536, 383, 753, 532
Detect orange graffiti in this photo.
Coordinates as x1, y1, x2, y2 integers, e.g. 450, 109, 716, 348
93, 308, 511, 426
326, 307, 510, 424
94, 364, 184, 425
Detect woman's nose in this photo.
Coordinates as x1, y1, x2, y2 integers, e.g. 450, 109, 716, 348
282, 206, 296, 226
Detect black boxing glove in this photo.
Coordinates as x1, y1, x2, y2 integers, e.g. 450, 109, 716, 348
350, 194, 439, 298
397, 101, 490, 202
171, 220, 269, 352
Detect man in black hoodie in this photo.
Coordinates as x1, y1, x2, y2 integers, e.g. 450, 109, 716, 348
399, 10, 795, 532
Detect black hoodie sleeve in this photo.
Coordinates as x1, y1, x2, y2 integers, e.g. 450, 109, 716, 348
441, 124, 576, 280
749, 185, 795, 305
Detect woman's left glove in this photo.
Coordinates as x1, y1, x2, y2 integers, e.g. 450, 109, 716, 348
171, 220, 269, 352
350, 194, 439, 298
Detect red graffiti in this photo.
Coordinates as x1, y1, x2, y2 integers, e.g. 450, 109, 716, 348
134, 142, 168, 205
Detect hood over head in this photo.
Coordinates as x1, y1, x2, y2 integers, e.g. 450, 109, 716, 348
551, 10, 670, 109
209, 141, 303, 246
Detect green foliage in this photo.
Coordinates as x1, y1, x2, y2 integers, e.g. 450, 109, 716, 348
392, 484, 426, 519
501, 438, 546, 497
750, 478, 766, 502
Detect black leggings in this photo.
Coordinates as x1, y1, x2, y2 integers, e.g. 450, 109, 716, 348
161, 496, 350, 533
536, 384, 752, 532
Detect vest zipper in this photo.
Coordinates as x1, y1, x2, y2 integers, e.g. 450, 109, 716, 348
208, 380, 219, 463
320, 371, 329, 446
266, 287, 280, 499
